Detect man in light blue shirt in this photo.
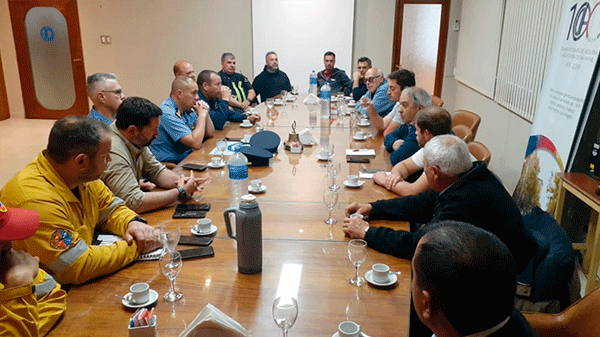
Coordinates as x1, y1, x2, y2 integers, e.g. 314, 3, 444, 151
355, 68, 395, 118
149, 76, 215, 163
86, 73, 124, 124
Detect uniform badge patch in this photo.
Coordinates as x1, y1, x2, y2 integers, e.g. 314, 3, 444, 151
50, 230, 73, 250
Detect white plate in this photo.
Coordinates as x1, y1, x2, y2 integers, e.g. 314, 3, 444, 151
352, 134, 369, 141
191, 224, 217, 236
343, 180, 364, 188
274, 102, 284, 106
122, 289, 158, 308
248, 185, 267, 193
286, 97, 295, 102
347, 102, 356, 107
316, 154, 332, 161
365, 270, 398, 287
332, 332, 368, 337
207, 161, 226, 169
358, 122, 371, 127
240, 123, 253, 128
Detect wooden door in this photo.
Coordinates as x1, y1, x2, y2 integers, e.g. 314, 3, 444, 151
392, 0, 450, 97
0, 51, 9, 121
8, 0, 87, 119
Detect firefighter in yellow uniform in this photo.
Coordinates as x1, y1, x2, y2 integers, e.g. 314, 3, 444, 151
0, 202, 67, 336
0, 116, 162, 285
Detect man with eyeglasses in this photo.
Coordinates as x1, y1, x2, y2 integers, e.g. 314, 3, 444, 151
355, 68, 395, 118
86, 73, 125, 124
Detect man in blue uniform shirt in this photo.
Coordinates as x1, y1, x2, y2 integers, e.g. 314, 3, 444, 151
198, 70, 260, 130
86, 73, 125, 124
219, 53, 256, 111
149, 76, 215, 163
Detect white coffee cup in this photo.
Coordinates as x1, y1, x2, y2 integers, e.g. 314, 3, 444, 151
347, 175, 359, 186
195, 219, 212, 233
350, 213, 364, 219
251, 179, 262, 191
211, 157, 222, 165
349, 99, 356, 105
126, 282, 150, 304
338, 321, 361, 337
360, 118, 369, 125
372, 263, 391, 283
243, 134, 252, 143
355, 131, 365, 139
275, 99, 282, 105
242, 119, 252, 126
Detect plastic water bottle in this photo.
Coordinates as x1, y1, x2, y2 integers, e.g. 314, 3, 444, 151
227, 144, 248, 207
309, 70, 318, 95
320, 82, 331, 119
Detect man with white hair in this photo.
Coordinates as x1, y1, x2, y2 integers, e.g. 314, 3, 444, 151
356, 67, 395, 117
342, 135, 537, 274
384, 86, 431, 165
86, 73, 125, 124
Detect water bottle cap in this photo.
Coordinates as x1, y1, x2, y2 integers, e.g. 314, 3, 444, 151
231, 143, 241, 153
241, 194, 256, 204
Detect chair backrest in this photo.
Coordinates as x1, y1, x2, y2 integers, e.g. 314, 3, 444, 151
467, 141, 491, 165
523, 287, 600, 337
452, 110, 481, 139
431, 95, 444, 107
452, 125, 473, 143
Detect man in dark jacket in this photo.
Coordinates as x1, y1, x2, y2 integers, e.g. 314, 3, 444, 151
317, 51, 352, 96
343, 134, 537, 274
252, 51, 292, 103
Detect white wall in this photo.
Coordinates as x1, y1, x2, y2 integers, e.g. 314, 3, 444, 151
352, 0, 395, 74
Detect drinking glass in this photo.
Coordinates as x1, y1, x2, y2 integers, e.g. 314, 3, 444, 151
216, 138, 227, 162
159, 250, 183, 302
266, 98, 275, 110
323, 187, 339, 224
348, 239, 367, 286
272, 296, 298, 337
159, 223, 181, 254
327, 162, 341, 191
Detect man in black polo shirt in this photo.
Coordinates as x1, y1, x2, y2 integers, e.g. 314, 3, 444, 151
252, 51, 292, 103
218, 53, 256, 112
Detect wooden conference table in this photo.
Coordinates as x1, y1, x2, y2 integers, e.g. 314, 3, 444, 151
48, 95, 412, 336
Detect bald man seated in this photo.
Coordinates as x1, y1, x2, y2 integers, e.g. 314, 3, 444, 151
173, 60, 196, 81
355, 67, 396, 118
149, 76, 215, 164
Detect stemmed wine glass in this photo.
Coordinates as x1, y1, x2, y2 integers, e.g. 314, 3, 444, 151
272, 296, 298, 337
159, 250, 183, 302
323, 187, 339, 224
348, 239, 367, 286
159, 223, 181, 254
216, 139, 227, 163
327, 162, 341, 191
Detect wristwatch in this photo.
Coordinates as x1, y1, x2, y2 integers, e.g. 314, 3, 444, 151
177, 187, 187, 201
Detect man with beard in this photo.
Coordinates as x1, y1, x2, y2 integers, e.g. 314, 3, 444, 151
0, 116, 162, 285
101, 97, 206, 213
252, 51, 292, 102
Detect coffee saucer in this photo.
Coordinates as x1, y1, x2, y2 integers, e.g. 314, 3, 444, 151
343, 180, 364, 188
122, 289, 158, 309
207, 161, 226, 169
191, 224, 217, 236
274, 101, 284, 106
316, 154, 332, 161
332, 332, 367, 337
248, 185, 267, 193
365, 270, 397, 287
358, 122, 371, 127
352, 134, 369, 141
240, 122, 253, 128
347, 102, 356, 107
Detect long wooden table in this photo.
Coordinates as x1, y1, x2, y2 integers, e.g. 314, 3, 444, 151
48, 95, 411, 336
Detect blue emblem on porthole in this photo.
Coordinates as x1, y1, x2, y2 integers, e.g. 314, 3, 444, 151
40, 26, 55, 42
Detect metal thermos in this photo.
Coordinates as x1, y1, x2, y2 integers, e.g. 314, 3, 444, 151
224, 194, 262, 274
